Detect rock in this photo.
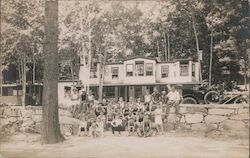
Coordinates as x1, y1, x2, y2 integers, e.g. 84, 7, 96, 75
32, 115, 42, 122
220, 120, 247, 131
230, 114, 249, 121
167, 114, 180, 123
169, 107, 176, 113
205, 130, 223, 138
191, 123, 208, 131
186, 107, 208, 114
207, 124, 218, 131
179, 107, 187, 114
3, 108, 12, 116
0, 118, 9, 126
34, 109, 42, 115
59, 116, 81, 125
237, 108, 249, 114
9, 117, 18, 123
177, 123, 191, 130
208, 109, 235, 115
21, 109, 33, 118
205, 115, 228, 124
59, 110, 72, 117
185, 114, 204, 123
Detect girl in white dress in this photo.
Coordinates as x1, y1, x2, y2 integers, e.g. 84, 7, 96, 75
154, 104, 163, 134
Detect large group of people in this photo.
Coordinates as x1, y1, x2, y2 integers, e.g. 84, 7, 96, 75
71, 85, 182, 138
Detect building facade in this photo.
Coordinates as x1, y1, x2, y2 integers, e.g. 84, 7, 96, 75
74, 57, 201, 101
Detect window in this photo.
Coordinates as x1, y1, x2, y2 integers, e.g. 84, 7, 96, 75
145, 63, 153, 76
135, 61, 144, 76
192, 63, 195, 77
2, 87, 14, 96
161, 65, 169, 78
126, 64, 134, 76
90, 68, 97, 78
180, 64, 189, 76
104, 86, 115, 97
111, 67, 119, 79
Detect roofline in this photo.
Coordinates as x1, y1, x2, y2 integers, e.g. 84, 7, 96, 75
123, 56, 157, 62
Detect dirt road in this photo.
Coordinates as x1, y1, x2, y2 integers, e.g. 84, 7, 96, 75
0, 133, 249, 158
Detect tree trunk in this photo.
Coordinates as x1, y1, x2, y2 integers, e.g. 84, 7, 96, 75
98, 62, 104, 102
163, 32, 168, 61
209, 30, 213, 88
70, 56, 74, 85
167, 32, 170, 61
98, 45, 107, 102
21, 56, 26, 107
33, 55, 36, 84
18, 61, 22, 84
0, 0, 3, 104
42, 0, 64, 144
192, 13, 203, 81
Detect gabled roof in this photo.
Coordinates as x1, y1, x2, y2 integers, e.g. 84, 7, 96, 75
100, 56, 195, 65
123, 56, 157, 62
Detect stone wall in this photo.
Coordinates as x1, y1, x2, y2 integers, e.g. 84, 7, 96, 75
0, 104, 249, 138
0, 106, 80, 136
174, 104, 249, 138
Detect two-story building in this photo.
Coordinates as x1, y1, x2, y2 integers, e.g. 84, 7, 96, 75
73, 56, 200, 101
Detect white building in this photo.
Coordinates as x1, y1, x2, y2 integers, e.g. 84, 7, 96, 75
58, 57, 201, 103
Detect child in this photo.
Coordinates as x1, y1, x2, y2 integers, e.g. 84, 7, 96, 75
89, 120, 98, 138
78, 117, 87, 136
96, 117, 104, 137
154, 104, 163, 134
123, 103, 130, 118
118, 97, 125, 108
127, 113, 136, 136
137, 98, 144, 112
111, 115, 123, 135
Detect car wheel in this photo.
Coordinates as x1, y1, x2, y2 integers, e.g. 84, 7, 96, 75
234, 96, 249, 104
181, 97, 198, 104
204, 91, 221, 104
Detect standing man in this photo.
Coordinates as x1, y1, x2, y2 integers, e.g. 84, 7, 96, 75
165, 86, 182, 117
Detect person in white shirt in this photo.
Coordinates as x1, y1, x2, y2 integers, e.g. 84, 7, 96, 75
166, 86, 182, 116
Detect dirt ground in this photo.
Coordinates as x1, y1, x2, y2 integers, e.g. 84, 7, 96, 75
0, 133, 249, 158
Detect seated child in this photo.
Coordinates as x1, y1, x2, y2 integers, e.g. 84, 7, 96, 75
78, 117, 87, 136
111, 115, 123, 135
127, 113, 136, 136
89, 120, 98, 138
96, 117, 104, 137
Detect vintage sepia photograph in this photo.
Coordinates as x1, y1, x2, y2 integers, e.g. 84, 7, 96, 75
0, 0, 249, 158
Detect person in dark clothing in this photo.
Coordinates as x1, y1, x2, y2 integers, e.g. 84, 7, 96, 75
80, 90, 87, 113
151, 87, 161, 104
111, 115, 123, 135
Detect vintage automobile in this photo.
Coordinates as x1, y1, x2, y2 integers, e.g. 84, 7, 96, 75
181, 86, 207, 104
180, 84, 249, 104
